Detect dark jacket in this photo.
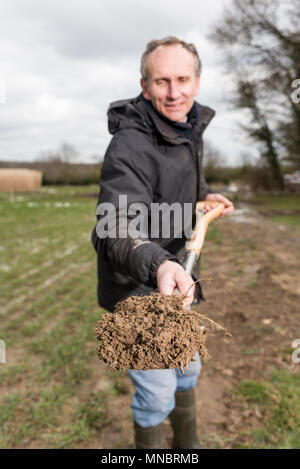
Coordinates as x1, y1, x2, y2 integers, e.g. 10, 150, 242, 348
91, 95, 215, 311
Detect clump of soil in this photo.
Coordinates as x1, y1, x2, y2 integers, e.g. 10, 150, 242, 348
95, 293, 211, 372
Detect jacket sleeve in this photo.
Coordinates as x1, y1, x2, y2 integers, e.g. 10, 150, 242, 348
198, 139, 214, 200
91, 129, 178, 287
199, 171, 214, 200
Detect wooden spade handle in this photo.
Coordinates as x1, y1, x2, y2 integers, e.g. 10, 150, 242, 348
185, 201, 225, 258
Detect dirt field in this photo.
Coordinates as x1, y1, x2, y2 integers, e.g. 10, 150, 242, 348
92, 205, 300, 449
0, 187, 299, 448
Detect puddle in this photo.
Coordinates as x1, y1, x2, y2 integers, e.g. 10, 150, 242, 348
229, 205, 260, 224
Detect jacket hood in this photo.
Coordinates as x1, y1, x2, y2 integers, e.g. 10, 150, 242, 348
107, 95, 215, 144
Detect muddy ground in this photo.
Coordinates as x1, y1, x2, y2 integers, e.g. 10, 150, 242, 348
89, 206, 300, 449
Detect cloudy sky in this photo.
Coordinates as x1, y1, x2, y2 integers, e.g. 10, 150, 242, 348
0, 0, 258, 165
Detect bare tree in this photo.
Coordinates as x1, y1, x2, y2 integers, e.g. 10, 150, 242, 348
35, 143, 80, 184
209, 0, 300, 188
203, 141, 224, 170
59, 143, 79, 163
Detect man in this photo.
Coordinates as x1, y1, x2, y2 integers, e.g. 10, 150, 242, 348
92, 36, 234, 449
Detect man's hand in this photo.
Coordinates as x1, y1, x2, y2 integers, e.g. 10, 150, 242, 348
156, 260, 195, 308
204, 193, 234, 216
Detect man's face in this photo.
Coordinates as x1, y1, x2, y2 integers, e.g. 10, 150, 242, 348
141, 44, 200, 123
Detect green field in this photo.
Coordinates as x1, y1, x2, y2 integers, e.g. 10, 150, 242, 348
0, 186, 128, 448
233, 370, 300, 449
240, 194, 300, 228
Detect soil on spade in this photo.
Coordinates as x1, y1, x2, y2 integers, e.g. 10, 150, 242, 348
96, 293, 210, 372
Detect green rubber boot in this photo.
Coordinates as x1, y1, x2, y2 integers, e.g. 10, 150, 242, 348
134, 421, 165, 449
169, 388, 203, 449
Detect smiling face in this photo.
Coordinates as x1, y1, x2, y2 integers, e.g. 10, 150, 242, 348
141, 44, 200, 123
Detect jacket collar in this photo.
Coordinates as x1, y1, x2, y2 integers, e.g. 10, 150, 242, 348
137, 93, 215, 145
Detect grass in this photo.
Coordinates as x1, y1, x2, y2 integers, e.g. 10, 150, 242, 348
240, 194, 300, 211
48, 392, 111, 449
233, 370, 300, 448
239, 194, 300, 229
248, 324, 275, 334
242, 348, 260, 356
271, 215, 300, 228
0, 185, 119, 448
206, 226, 222, 244
237, 238, 257, 251
248, 275, 259, 288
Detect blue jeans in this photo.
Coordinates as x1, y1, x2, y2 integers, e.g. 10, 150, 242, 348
127, 352, 201, 427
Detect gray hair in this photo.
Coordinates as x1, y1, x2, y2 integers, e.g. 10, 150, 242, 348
141, 36, 202, 83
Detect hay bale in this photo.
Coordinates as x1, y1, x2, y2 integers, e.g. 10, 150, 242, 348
0, 169, 42, 192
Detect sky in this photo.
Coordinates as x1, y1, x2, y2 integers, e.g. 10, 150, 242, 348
0, 0, 258, 165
